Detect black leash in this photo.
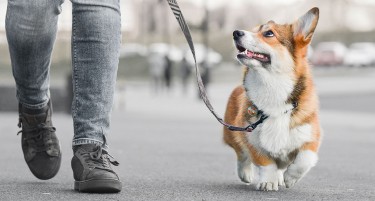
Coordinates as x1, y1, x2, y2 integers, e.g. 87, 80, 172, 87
166, 0, 268, 132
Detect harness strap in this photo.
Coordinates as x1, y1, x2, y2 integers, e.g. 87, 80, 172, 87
166, 0, 268, 132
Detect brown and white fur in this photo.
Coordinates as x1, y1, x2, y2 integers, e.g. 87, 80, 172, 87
223, 8, 321, 191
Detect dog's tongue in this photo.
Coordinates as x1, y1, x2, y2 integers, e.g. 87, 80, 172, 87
246, 50, 254, 58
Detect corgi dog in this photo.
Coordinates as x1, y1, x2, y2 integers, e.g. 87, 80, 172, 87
223, 7, 321, 191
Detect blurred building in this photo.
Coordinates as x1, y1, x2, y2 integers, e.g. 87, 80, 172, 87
1, 0, 375, 41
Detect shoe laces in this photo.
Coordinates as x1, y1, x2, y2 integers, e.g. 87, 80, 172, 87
17, 118, 57, 152
83, 146, 119, 171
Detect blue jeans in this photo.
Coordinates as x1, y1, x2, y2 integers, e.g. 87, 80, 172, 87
6, 0, 121, 149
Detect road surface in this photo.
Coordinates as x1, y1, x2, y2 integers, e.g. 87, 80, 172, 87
0, 67, 374, 201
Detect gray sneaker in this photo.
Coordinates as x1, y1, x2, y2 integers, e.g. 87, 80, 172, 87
72, 144, 122, 193
17, 101, 61, 180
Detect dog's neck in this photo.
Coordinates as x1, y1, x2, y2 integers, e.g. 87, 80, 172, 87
243, 67, 304, 117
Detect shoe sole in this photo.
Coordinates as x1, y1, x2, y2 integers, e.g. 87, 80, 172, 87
74, 179, 122, 193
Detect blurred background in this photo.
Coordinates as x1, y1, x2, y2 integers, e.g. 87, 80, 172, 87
0, 1, 374, 199
0, 0, 375, 112
1, 0, 375, 112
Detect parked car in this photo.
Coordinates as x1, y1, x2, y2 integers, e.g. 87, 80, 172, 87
307, 45, 314, 61
344, 42, 375, 67
311, 42, 347, 66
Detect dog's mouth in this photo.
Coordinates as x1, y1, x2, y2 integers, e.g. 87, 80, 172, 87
236, 44, 270, 63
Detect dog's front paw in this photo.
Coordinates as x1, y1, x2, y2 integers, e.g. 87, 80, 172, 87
237, 159, 253, 184
256, 181, 279, 191
284, 172, 299, 188
255, 164, 279, 191
283, 150, 318, 188
284, 165, 302, 188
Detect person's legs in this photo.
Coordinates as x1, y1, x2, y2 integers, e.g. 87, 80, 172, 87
70, 0, 122, 193
70, 0, 121, 150
6, 0, 63, 109
6, 0, 64, 180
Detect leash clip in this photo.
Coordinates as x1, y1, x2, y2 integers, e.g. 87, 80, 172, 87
245, 127, 253, 132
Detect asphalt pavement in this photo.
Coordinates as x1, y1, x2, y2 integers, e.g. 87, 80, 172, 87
0, 66, 374, 201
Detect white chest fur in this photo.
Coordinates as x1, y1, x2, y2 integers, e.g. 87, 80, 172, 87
248, 116, 313, 159
244, 68, 312, 159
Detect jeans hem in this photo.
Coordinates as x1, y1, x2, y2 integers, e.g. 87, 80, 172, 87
72, 138, 108, 150
18, 98, 49, 110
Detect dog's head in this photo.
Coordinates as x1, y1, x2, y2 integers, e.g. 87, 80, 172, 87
233, 7, 319, 73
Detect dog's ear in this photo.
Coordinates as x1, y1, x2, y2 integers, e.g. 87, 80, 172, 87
293, 7, 319, 43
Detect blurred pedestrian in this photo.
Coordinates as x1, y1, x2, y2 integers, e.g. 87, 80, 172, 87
179, 57, 191, 95
6, 0, 122, 193
164, 54, 173, 90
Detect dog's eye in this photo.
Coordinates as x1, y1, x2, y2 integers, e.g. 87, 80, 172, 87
263, 30, 274, 37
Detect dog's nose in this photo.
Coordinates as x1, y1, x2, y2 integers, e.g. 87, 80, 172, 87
233, 30, 245, 40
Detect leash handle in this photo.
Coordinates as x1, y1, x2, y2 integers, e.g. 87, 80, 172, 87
166, 0, 260, 132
